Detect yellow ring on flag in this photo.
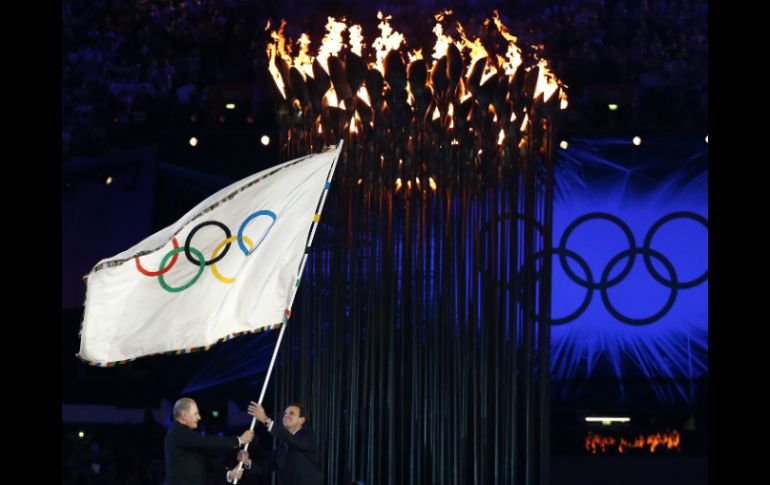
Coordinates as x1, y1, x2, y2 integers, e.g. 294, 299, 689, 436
211, 235, 254, 283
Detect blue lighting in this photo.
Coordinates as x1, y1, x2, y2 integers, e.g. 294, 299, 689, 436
184, 135, 707, 405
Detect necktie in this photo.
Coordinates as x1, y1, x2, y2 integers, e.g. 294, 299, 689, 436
275, 441, 288, 468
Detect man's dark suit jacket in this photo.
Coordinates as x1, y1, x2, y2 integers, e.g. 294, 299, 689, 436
163, 421, 240, 485
253, 420, 322, 485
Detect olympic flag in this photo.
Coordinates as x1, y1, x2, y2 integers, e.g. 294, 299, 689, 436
78, 144, 341, 365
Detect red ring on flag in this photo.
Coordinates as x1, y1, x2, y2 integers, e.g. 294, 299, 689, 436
134, 237, 180, 276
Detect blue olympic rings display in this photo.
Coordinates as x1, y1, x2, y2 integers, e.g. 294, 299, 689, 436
480, 211, 707, 326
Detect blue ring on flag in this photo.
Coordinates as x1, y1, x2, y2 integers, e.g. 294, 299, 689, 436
238, 210, 277, 255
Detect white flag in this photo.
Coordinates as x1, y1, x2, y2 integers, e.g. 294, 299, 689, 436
78, 144, 341, 365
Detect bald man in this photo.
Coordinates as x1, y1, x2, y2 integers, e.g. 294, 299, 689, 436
164, 397, 254, 484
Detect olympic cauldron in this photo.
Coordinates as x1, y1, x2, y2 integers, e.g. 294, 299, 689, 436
266, 10, 566, 187
263, 10, 566, 485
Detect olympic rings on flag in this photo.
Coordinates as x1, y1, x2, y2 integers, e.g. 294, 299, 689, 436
134, 210, 277, 292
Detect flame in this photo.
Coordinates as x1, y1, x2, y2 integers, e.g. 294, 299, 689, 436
431, 21, 456, 63
408, 48, 424, 64
492, 11, 523, 77
450, 138, 460, 146
265, 13, 566, 104
647, 431, 681, 453
586, 431, 681, 454
435, 9, 453, 22
265, 13, 565, 103
371, 11, 405, 74
317, 17, 348, 75
429, 176, 437, 191
291, 33, 315, 79
266, 20, 290, 99
503, 43, 523, 77
323, 87, 339, 108
497, 128, 505, 145
349, 112, 361, 135
534, 60, 559, 102
349, 24, 364, 57
395, 177, 402, 191
267, 44, 286, 98
585, 433, 617, 454
266, 12, 567, 139
618, 436, 646, 454
357, 178, 363, 185
431, 10, 458, 65
480, 65, 498, 86
520, 113, 530, 132
456, 22, 489, 78
269, 20, 293, 66
415, 176, 421, 189
458, 80, 472, 103
407, 180, 412, 190
317, 123, 322, 134
357, 85, 371, 107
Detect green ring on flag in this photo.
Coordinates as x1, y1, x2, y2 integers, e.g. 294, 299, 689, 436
158, 247, 205, 293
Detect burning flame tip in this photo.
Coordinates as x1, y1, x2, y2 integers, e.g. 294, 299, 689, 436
266, 12, 564, 130
585, 431, 681, 455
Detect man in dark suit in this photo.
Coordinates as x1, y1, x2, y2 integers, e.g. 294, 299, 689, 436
164, 397, 255, 484
245, 401, 322, 485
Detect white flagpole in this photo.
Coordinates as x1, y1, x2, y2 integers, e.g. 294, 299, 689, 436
233, 140, 342, 482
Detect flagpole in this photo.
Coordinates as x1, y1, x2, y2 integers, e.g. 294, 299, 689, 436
233, 140, 343, 482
